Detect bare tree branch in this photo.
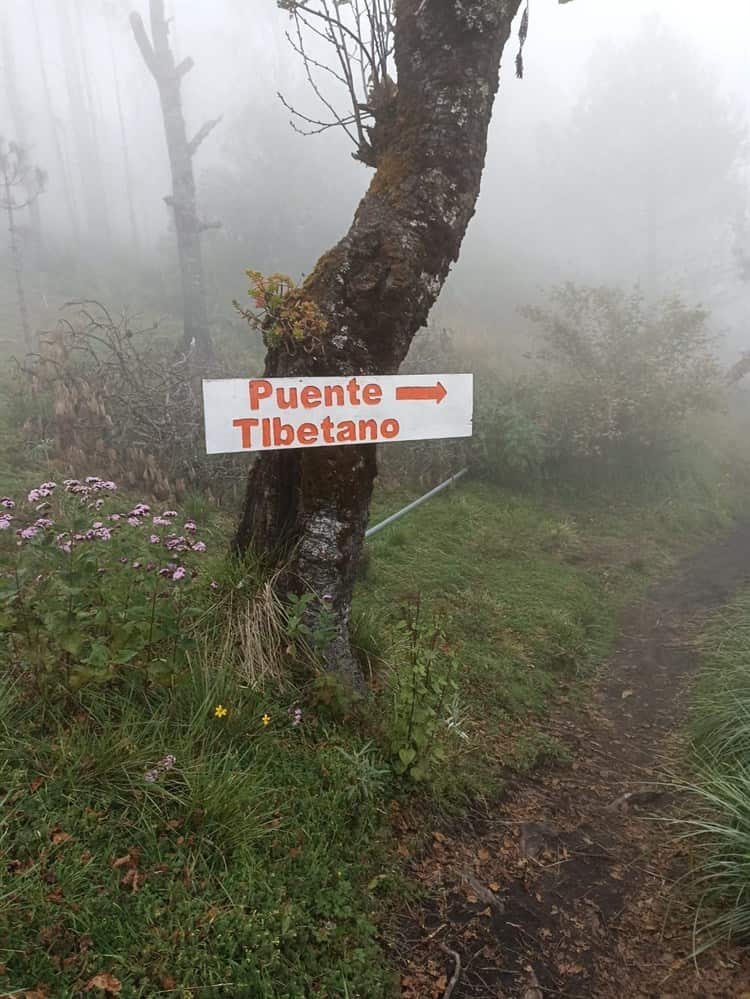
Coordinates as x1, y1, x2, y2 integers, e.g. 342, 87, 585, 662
188, 116, 222, 157
276, 0, 395, 166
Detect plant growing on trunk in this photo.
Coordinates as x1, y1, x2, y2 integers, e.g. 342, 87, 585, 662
0, 139, 45, 345
130, 0, 221, 359
233, 0, 525, 688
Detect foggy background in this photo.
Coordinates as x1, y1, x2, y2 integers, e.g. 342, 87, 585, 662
1, 0, 748, 359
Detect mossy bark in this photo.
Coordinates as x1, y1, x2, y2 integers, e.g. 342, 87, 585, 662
235, 0, 523, 685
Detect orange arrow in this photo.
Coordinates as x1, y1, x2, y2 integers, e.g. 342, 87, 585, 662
395, 381, 447, 404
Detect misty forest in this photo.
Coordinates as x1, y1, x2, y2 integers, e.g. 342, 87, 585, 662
3, 0, 750, 996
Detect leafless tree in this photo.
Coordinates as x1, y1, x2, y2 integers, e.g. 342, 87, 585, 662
130, 0, 221, 359
234, 0, 526, 687
1, 17, 44, 265
0, 140, 46, 345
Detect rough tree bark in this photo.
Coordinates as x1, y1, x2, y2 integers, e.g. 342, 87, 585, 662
130, 0, 221, 358
234, 0, 523, 686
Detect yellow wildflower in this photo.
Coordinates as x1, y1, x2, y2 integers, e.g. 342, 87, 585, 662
214, 704, 228, 719
262, 713, 271, 726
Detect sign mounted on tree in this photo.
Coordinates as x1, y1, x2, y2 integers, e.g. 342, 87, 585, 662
202, 374, 473, 454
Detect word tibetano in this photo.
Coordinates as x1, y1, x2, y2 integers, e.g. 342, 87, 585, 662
202, 374, 473, 454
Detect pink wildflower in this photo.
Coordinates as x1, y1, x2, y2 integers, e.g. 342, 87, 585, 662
34, 518, 53, 528
127, 517, 140, 527
152, 516, 171, 526
184, 520, 197, 533
162, 510, 178, 519
1, 498, 14, 509
149, 534, 161, 544
0, 515, 12, 530
191, 541, 207, 553
210, 580, 218, 590
109, 514, 121, 522
19, 526, 38, 541
172, 566, 186, 581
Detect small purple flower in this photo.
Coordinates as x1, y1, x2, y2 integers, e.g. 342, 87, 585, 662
34, 518, 53, 529
132, 561, 141, 569
27, 489, 42, 503
158, 567, 172, 578
292, 707, 303, 727
152, 516, 171, 526
209, 580, 218, 590
184, 520, 197, 533
165, 536, 188, 551
1, 497, 15, 510
95, 499, 104, 510
127, 516, 140, 527
160, 754, 176, 771
92, 521, 104, 530
144, 769, 158, 784
85, 476, 101, 485
109, 513, 121, 522
89, 526, 112, 541
172, 566, 186, 581
59, 542, 72, 554
149, 534, 161, 544
18, 526, 38, 541
162, 510, 178, 519
0, 515, 12, 530
192, 541, 207, 553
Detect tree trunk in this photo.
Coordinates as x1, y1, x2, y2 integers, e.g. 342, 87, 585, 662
4, 178, 31, 345
130, 0, 220, 358
57, 0, 112, 246
105, 9, 140, 253
2, 17, 44, 268
234, 0, 523, 686
31, 0, 80, 249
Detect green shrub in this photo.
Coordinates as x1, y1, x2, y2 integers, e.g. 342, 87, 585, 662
522, 283, 721, 486
0, 476, 218, 691
385, 600, 458, 782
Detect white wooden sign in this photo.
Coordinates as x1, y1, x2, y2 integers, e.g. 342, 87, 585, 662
202, 374, 473, 454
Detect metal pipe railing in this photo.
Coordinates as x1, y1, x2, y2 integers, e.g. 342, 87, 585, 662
365, 467, 469, 540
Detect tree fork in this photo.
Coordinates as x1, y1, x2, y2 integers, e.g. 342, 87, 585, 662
235, 0, 523, 685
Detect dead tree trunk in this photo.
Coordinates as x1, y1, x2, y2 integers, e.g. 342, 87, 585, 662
234, 0, 523, 686
2, 17, 44, 267
105, 7, 140, 253
31, 0, 80, 248
57, 0, 112, 246
1, 141, 45, 346
130, 0, 220, 358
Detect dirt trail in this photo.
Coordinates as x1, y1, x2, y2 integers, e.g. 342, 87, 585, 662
400, 522, 750, 998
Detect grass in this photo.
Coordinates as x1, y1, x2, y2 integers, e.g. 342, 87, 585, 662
0, 459, 743, 996
0, 660, 398, 997
668, 589, 750, 951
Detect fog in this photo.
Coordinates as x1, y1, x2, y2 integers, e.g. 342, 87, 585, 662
1, 0, 748, 357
